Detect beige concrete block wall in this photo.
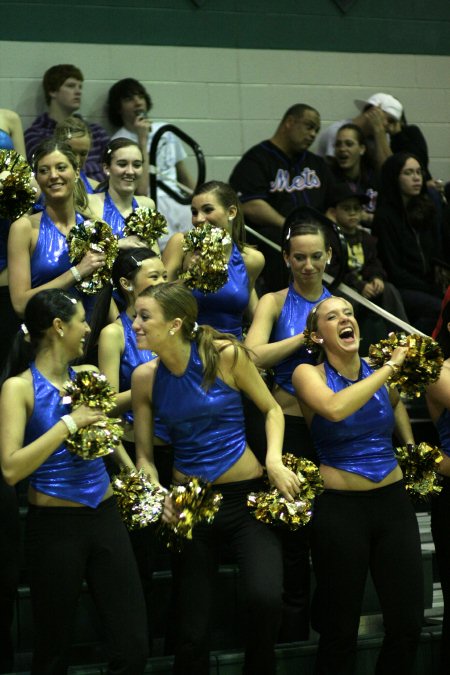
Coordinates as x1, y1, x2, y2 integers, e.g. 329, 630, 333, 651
0, 41, 449, 182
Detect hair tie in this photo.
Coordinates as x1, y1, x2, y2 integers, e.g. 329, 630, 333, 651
284, 227, 291, 241
191, 321, 199, 337
20, 323, 29, 335
61, 292, 77, 305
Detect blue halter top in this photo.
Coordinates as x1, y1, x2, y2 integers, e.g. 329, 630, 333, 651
30, 210, 84, 287
80, 170, 95, 194
152, 341, 247, 481
102, 191, 138, 238
271, 284, 331, 395
192, 243, 249, 340
0, 131, 17, 270
310, 360, 398, 482
436, 408, 450, 457
26, 363, 110, 507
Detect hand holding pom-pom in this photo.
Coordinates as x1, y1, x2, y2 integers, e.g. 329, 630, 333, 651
112, 468, 167, 529
395, 442, 443, 498
0, 150, 36, 220
248, 454, 324, 530
123, 207, 168, 248
67, 218, 118, 294
180, 223, 231, 294
63, 371, 124, 460
368, 333, 444, 397
160, 478, 223, 550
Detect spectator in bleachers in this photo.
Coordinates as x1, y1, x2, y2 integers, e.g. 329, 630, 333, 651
132, 281, 299, 675
330, 123, 379, 227
373, 152, 442, 334
24, 64, 109, 182
0, 288, 149, 674
327, 183, 409, 347
54, 116, 99, 192
229, 103, 335, 292
426, 294, 450, 675
293, 295, 423, 675
317, 92, 401, 170
107, 78, 194, 248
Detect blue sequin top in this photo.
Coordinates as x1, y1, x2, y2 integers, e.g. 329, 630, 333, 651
26, 363, 110, 508
0, 130, 16, 270
152, 341, 247, 481
192, 243, 249, 340
102, 191, 138, 238
310, 360, 398, 482
271, 284, 331, 395
436, 408, 450, 457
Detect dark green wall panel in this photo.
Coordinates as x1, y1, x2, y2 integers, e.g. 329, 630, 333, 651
1, 0, 450, 55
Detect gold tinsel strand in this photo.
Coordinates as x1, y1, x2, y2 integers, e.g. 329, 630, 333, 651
123, 207, 168, 247
180, 224, 231, 293
247, 453, 324, 530
0, 150, 36, 220
112, 467, 167, 530
395, 442, 443, 498
160, 477, 223, 550
63, 371, 124, 460
368, 333, 444, 397
67, 218, 119, 294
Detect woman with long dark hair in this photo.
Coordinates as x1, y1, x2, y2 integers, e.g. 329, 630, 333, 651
0, 289, 148, 674
373, 151, 442, 334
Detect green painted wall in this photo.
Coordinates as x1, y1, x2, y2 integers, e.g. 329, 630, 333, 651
1, 0, 450, 55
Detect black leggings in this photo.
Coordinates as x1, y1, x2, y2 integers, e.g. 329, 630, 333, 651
0, 476, 20, 674
26, 497, 149, 675
172, 478, 283, 675
311, 481, 423, 675
431, 477, 450, 675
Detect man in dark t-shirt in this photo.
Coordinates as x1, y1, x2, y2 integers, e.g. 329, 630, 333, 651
230, 103, 335, 291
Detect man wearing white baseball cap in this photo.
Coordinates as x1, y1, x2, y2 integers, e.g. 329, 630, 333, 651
317, 91, 402, 168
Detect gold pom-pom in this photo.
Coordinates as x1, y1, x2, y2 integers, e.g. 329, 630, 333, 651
112, 467, 167, 530
161, 477, 223, 550
395, 442, 443, 498
123, 207, 168, 247
0, 150, 36, 220
247, 453, 324, 530
63, 371, 123, 460
67, 218, 119, 294
180, 224, 231, 293
368, 333, 444, 397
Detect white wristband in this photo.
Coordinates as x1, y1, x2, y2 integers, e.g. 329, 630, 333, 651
70, 266, 82, 283
61, 414, 78, 435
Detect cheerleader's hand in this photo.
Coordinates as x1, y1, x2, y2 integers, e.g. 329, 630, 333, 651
118, 234, 148, 250
161, 494, 179, 525
135, 457, 159, 484
266, 460, 300, 502
69, 405, 107, 429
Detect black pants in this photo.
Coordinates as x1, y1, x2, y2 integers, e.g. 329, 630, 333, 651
26, 497, 149, 675
172, 478, 283, 675
0, 476, 20, 674
276, 415, 317, 643
431, 477, 450, 675
311, 481, 423, 675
